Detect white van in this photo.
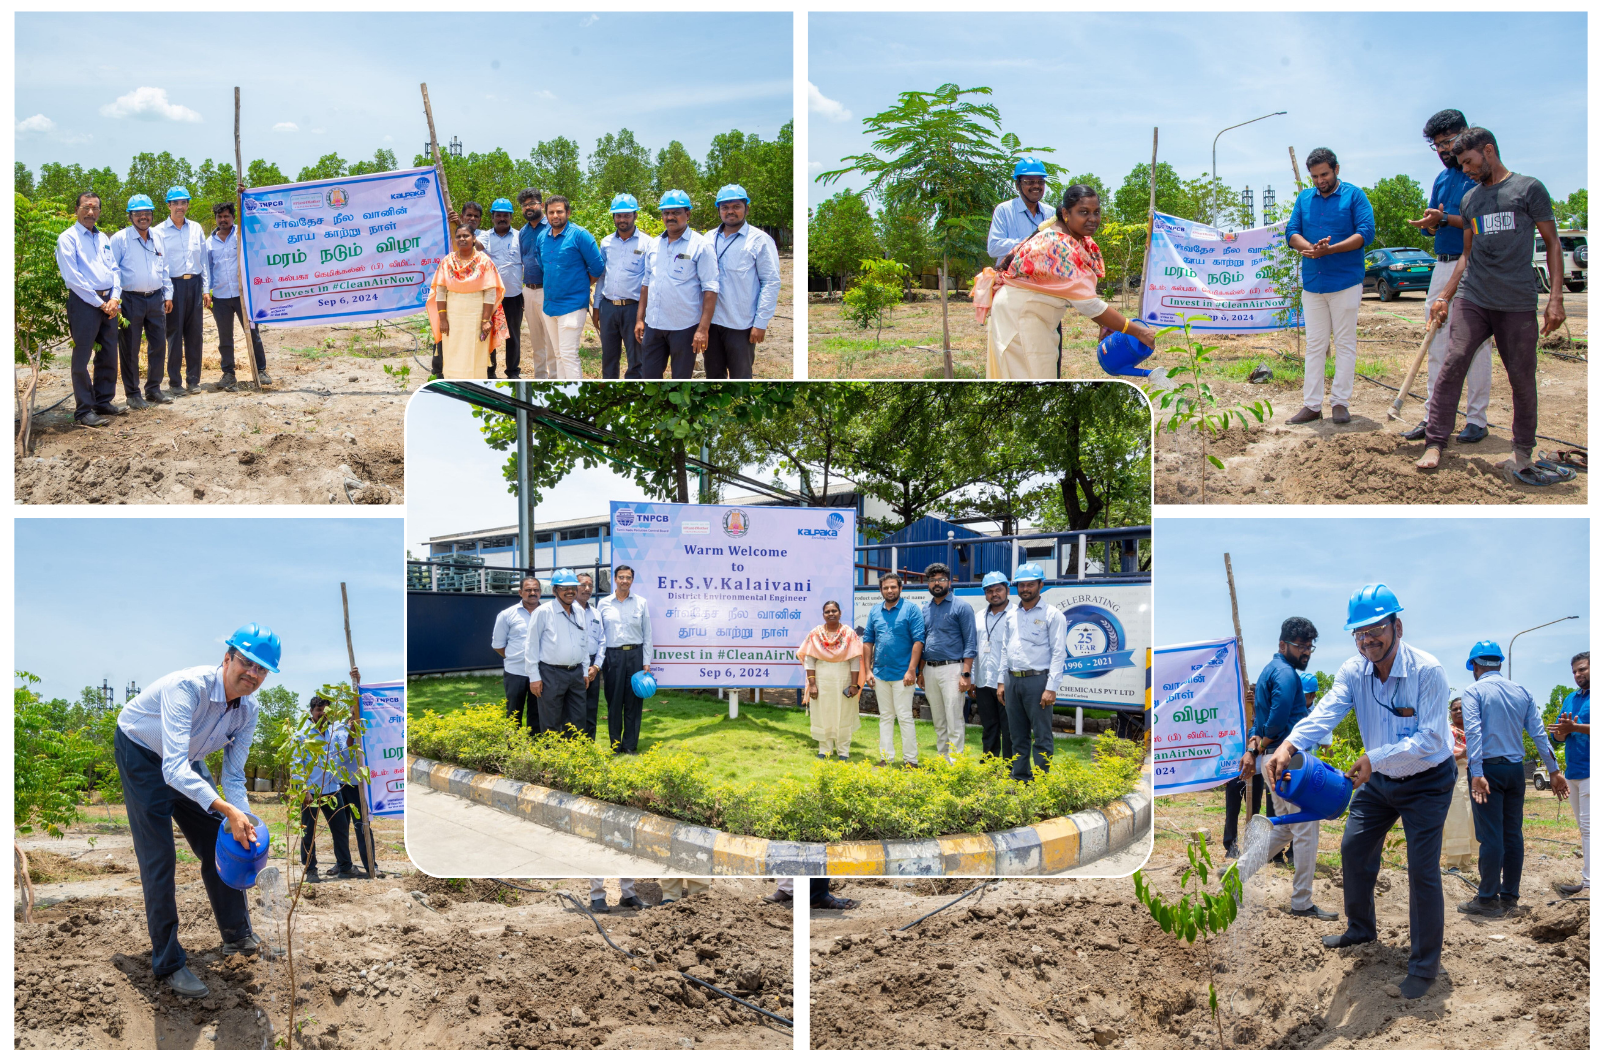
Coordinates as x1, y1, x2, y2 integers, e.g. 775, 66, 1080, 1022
1534, 229, 1586, 293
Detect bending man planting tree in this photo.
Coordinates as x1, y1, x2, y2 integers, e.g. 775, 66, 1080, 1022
113, 623, 281, 999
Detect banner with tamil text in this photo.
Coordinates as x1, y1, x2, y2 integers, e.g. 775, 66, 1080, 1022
1141, 212, 1300, 334
1151, 637, 1248, 794
241, 166, 449, 327
357, 681, 406, 816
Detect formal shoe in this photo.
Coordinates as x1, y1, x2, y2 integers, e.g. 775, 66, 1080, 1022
124, 394, 150, 411
877, 759, 891, 768
835, 753, 850, 761
166, 384, 190, 397
1456, 896, 1504, 917
816, 752, 829, 760
1225, 844, 1240, 859
1457, 423, 1488, 444
1402, 423, 1426, 441
1322, 932, 1374, 949
1286, 406, 1322, 424
94, 403, 128, 416
590, 899, 611, 914
1330, 404, 1351, 424
216, 373, 238, 392
164, 965, 210, 998
76, 412, 110, 428
222, 931, 263, 957
1291, 904, 1340, 921
903, 761, 921, 769
1270, 851, 1289, 866
337, 868, 376, 879
1498, 896, 1521, 913
1398, 975, 1435, 1000
618, 896, 650, 910
762, 890, 793, 906
1554, 881, 1586, 897
146, 390, 173, 404
257, 370, 273, 385
304, 868, 323, 884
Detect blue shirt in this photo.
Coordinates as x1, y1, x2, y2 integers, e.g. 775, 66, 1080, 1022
1284, 182, 1377, 294
862, 598, 926, 682
987, 196, 1050, 262
1251, 653, 1308, 747
535, 223, 605, 316
1556, 688, 1590, 781
109, 224, 172, 300
593, 228, 651, 304
1286, 640, 1452, 779
709, 224, 782, 330
297, 718, 358, 797
642, 228, 721, 331
1427, 167, 1474, 258
55, 221, 119, 305
517, 219, 549, 287
117, 664, 258, 814
154, 216, 208, 282
204, 227, 246, 299
920, 595, 977, 664
1461, 671, 1559, 778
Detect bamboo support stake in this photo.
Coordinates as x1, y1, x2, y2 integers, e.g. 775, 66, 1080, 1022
233, 88, 262, 391
342, 582, 378, 880
420, 83, 454, 216
1225, 552, 1253, 822
1136, 128, 1158, 320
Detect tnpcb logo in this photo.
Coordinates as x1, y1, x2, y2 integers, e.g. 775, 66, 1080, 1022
722, 509, 750, 538
615, 509, 636, 528
615, 508, 670, 532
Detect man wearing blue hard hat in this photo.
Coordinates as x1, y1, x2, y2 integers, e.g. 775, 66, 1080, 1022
636, 189, 720, 379
203, 199, 269, 391
972, 571, 1016, 760
1264, 583, 1453, 999
114, 623, 280, 998
523, 569, 605, 732
597, 563, 654, 754
705, 183, 781, 379
995, 562, 1067, 781
589, 193, 649, 379
1458, 639, 1566, 917
154, 186, 210, 397
987, 157, 1052, 263
52, 190, 121, 427
480, 198, 526, 379
109, 193, 172, 411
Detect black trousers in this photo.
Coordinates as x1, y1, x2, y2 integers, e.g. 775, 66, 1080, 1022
1004, 672, 1054, 781
300, 784, 371, 875
598, 299, 642, 379
704, 322, 755, 379
117, 289, 166, 399
115, 727, 253, 977
582, 654, 602, 740
536, 663, 587, 733
641, 323, 698, 379
603, 645, 646, 752
67, 290, 118, 418
1471, 758, 1529, 901
431, 341, 443, 378
810, 877, 833, 904
504, 670, 538, 733
496, 293, 524, 378
210, 297, 265, 373
974, 685, 1013, 760
166, 274, 205, 388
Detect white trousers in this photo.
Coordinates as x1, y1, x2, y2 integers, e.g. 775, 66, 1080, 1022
875, 678, 919, 764
589, 877, 635, 901
521, 287, 554, 380
1265, 793, 1320, 911
1420, 261, 1492, 429
1575, 776, 1592, 890
921, 662, 966, 758
542, 306, 586, 380
1301, 282, 1363, 409
659, 877, 712, 901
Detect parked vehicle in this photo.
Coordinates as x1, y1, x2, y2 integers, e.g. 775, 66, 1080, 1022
1534, 230, 1587, 293
1362, 247, 1436, 301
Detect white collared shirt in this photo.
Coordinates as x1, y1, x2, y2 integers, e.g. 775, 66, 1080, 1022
975, 601, 1015, 689
117, 663, 258, 813
1287, 640, 1453, 779
155, 216, 208, 281
492, 601, 539, 677
598, 591, 653, 661
523, 600, 607, 672
997, 600, 1068, 693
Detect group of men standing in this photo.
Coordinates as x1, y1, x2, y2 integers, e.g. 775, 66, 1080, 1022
446, 184, 780, 380
53, 186, 267, 427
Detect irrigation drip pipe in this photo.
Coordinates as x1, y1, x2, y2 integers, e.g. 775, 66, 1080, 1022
1354, 373, 1586, 449
548, 889, 794, 1033
897, 880, 994, 933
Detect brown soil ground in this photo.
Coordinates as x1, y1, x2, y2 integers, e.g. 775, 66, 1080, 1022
14, 810, 792, 1050
1152, 291, 1587, 505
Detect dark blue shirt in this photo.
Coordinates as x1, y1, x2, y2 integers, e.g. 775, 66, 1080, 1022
1284, 182, 1377, 294
920, 595, 977, 664
1251, 653, 1308, 747
517, 219, 549, 288
1428, 168, 1474, 258
1558, 688, 1590, 781
535, 223, 605, 316
862, 599, 926, 682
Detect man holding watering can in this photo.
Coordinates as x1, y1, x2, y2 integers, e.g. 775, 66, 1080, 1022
1264, 584, 1454, 1001
113, 624, 279, 999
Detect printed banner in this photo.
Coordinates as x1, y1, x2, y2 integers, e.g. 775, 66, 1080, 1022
357, 681, 406, 816
611, 501, 857, 688
1151, 638, 1248, 794
1141, 212, 1301, 334
241, 166, 449, 327
851, 583, 1151, 710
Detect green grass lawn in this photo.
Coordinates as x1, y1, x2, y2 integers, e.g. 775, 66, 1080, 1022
408, 674, 1095, 789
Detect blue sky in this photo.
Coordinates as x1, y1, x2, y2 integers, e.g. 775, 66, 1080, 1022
15, 519, 404, 704
16, 13, 793, 177
1156, 517, 1591, 711
809, 12, 1587, 210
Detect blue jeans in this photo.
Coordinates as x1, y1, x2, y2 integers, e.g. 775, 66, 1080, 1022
114, 727, 253, 976
1470, 758, 1528, 901
1339, 757, 1455, 978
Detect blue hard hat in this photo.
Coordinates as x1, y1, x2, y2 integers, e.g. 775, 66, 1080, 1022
631, 670, 658, 699
1013, 157, 1047, 179
658, 189, 692, 211
1097, 332, 1155, 377
1466, 639, 1504, 670
715, 183, 750, 205
165, 186, 191, 203
489, 198, 515, 215
1013, 562, 1046, 583
226, 623, 281, 673
981, 570, 1010, 589
1300, 672, 1319, 694
550, 568, 580, 587
1343, 583, 1403, 631
126, 194, 155, 213
609, 193, 640, 214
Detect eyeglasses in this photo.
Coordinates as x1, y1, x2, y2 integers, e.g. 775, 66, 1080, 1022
1351, 621, 1393, 645
1285, 640, 1316, 652
237, 659, 269, 677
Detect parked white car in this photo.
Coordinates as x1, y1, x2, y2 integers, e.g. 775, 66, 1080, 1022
1534, 229, 1586, 293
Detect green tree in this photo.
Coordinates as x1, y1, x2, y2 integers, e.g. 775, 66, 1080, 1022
14, 673, 99, 838
15, 193, 75, 453
653, 141, 706, 227
809, 191, 882, 288
1552, 189, 1587, 230
876, 202, 934, 281
588, 129, 655, 206
721, 383, 868, 504
837, 383, 988, 533
840, 257, 909, 344
529, 137, 586, 200
347, 148, 400, 176
297, 152, 349, 183
1363, 174, 1431, 252
246, 158, 291, 188
16, 162, 35, 197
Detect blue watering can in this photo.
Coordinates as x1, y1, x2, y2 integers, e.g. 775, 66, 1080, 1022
214, 813, 271, 889
1267, 750, 1352, 826
1096, 331, 1155, 377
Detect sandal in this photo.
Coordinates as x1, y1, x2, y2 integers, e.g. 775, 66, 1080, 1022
1513, 466, 1567, 487
811, 894, 859, 911
1533, 459, 1577, 482
1543, 450, 1587, 474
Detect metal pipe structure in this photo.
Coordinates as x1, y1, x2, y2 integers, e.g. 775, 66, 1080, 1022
1506, 615, 1580, 679
1213, 111, 1288, 179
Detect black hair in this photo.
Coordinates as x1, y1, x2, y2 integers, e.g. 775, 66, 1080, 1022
1058, 184, 1100, 213
822, 599, 842, 613
213, 202, 235, 217
519, 575, 540, 589
76, 190, 100, 207
614, 564, 634, 577
879, 572, 903, 588
1305, 148, 1338, 171
309, 695, 331, 709
577, 571, 594, 583
1453, 127, 1499, 157
545, 195, 571, 211
925, 562, 952, 579
1280, 617, 1318, 644
1422, 109, 1467, 141
516, 188, 543, 205
461, 200, 483, 216
1574, 651, 1591, 666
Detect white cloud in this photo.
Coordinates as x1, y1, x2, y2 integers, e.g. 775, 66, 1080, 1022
580, 14, 599, 27
98, 86, 202, 123
16, 113, 55, 135
534, 89, 557, 101
383, 135, 393, 143
808, 82, 851, 123
272, 121, 299, 133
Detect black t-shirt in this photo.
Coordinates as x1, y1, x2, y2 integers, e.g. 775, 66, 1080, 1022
1460, 173, 1555, 312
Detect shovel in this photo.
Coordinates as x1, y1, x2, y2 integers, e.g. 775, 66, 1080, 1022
1386, 320, 1441, 421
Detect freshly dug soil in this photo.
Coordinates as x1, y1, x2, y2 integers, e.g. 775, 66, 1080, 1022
809, 874, 1589, 1050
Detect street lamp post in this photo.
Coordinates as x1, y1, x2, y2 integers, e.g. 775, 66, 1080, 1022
1213, 111, 1289, 180
1506, 615, 1580, 679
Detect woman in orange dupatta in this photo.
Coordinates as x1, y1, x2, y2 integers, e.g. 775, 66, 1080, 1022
429, 224, 510, 379
974, 185, 1158, 379
799, 600, 864, 760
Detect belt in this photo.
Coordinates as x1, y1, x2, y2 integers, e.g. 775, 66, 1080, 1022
176, 273, 197, 280
125, 289, 160, 298
611, 644, 641, 651
1010, 668, 1048, 678
1483, 755, 1517, 765
1435, 254, 1461, 262
540, 662, 581, 672
608, 298, 638, 306
526, 283, 543, 290
923, 659, 961, 668
96, 289, 112, 299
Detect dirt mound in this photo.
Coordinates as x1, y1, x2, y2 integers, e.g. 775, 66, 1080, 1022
809, 877, 1589, 1050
